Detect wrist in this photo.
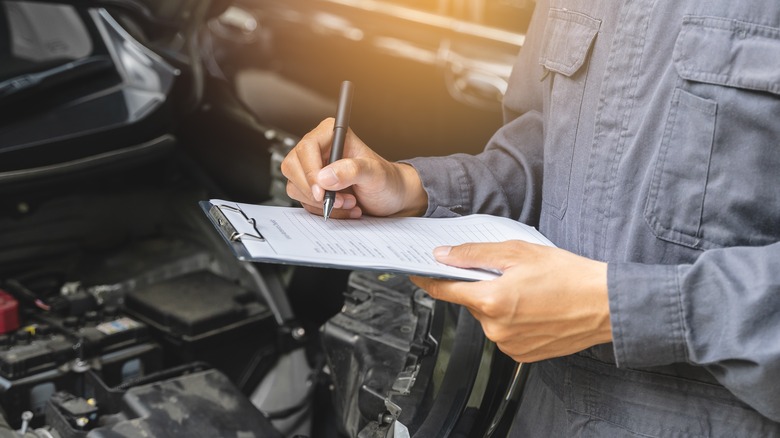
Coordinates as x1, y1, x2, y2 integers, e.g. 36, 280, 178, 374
395, 162, 428, 217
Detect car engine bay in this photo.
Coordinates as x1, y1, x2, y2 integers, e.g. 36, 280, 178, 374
0, 1, 526, 436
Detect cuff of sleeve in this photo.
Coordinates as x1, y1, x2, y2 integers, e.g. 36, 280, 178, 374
400, 156, 470, 218
608, 262, 689, 368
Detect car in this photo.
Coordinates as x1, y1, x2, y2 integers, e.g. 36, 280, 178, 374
0, 1, 535, 437
211, 0, 533, 161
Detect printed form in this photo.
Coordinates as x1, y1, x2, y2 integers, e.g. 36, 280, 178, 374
206, 199, 555, 281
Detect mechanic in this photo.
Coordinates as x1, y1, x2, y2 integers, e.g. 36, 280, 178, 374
281, 0, 780, 435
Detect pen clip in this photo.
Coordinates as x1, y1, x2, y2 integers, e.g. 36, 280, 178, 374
210, 204, 265, 242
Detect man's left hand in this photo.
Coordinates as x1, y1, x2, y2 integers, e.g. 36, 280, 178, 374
411, 241, 612, 363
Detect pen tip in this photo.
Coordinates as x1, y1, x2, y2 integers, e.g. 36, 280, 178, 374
323, 196, 333, 221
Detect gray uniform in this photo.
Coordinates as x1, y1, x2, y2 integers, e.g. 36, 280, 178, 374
405, 0, 780, 435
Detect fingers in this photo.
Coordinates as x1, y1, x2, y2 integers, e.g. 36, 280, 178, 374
287, 182, 362, 218
282, 118, 374, 207
281, 118, 337, 202
410, 275, 488, 312
410, 242, 523, 310
298, 201, 363, 219
286, 181, 358, 209
316, 156, 382, 192
281, 117, 423, 219
412, 241, 612, 364
432, 242, 510, 273
433, 241, 543, 272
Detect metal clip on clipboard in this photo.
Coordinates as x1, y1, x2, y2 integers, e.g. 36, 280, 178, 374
209, 204, 265, 242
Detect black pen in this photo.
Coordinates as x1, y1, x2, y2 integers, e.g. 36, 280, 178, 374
323, 80, 354, 220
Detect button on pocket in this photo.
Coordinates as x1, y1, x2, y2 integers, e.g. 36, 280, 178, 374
538, 8, 600, 218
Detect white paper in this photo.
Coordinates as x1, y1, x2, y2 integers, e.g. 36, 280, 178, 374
207, 199, 555, 281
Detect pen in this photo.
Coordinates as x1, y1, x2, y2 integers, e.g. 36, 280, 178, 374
323, 80, 354, 220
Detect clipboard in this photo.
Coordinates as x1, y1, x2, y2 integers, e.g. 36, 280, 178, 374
201, 199, 555, 282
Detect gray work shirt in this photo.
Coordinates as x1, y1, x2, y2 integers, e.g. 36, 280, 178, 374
405, 0, 780, 434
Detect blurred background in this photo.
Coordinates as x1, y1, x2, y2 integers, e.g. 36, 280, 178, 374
0, 1, 536, 437
210, 0, 534, 161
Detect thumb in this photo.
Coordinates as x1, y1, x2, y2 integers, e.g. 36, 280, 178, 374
316, 158, 365, 191
434, 242, 513, 272
317, 157, 386, 191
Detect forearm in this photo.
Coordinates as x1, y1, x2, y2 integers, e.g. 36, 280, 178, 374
609, 242, 780, 421
402, 110, 544, 221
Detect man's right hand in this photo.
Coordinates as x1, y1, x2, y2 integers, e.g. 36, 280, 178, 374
280, 118, 428, 219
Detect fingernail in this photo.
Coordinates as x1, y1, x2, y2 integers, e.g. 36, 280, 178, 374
318, 168, 338, 186
433, 246, 452, 258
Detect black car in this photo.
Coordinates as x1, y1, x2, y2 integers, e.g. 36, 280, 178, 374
0, 1, 535, 437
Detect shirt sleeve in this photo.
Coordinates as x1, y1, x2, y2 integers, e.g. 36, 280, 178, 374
609, 241, 780, 422
402, 112, 543, 223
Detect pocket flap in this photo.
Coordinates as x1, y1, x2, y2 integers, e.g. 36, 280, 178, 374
674, 16, 780, 95
539, 8, 601, 77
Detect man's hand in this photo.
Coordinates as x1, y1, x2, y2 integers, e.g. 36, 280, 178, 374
281, 118, 428, 219
411, 241, 612, 363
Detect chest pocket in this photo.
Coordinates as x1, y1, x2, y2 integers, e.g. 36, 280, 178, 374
645, 16, 780, 250
539, 8, 600, 219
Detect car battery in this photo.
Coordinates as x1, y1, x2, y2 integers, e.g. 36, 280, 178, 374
0, 313, 162, 427
122, 270, 277, 384
45, 368, 282, 438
